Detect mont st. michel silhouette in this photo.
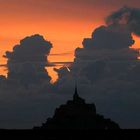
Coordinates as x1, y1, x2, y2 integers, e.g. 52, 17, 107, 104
34, 85, 120, 130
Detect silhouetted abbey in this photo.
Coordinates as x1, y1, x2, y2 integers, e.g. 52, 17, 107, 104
34, 86, 120, 129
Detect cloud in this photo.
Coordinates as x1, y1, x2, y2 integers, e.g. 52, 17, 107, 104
4, 34, 52, 87
0, 75, 6, 84
49, 52, 72, 56
0, 33, 72, 128
0, 34, 73, 129
1, 6, 140, 129
0, 87, 72, 129
92, 25, 134, 49
0, 64, 6, 67
54, 7, 140, 128
106, 6, 140, 36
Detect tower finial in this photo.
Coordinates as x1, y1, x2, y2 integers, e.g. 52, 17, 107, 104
73, 83, 85, 104
74, 83, 78, 95
73, 83, 79, 101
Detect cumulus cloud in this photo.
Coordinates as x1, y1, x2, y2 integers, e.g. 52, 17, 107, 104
91, 25, 134, 49
1, 7, 140, 129
4, 34, 52, 88
106, 6, 140, 36
0, 34, 73, 129
54, 7, 140, 128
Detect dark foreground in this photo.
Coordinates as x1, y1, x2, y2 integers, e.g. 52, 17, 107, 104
0, 129, 140, 139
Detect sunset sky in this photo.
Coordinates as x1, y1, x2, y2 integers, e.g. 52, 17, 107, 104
0, 0, 140, 82
1, 0, 140, 129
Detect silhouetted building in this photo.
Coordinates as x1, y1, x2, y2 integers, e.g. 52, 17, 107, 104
34, 85, 120, 129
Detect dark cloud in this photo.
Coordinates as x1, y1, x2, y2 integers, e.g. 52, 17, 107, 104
106, 6, 140, 36
49, 52, 72, 56
74, 24, 138, 65
5, 34, 52, 63
4, 34, 52, 87
81, 24, 135, 50
0, 34, 72, 129
54, 7, 140, 128
0, 87, 71, 129
1, 6, 140, 129
0, 75, 6, 85
0, 64, 6, 67
92, 25, 134, 49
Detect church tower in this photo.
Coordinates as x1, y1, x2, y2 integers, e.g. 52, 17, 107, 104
73, 84, 85, 104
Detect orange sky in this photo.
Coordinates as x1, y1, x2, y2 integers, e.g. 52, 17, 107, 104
0, 0, 140, 82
